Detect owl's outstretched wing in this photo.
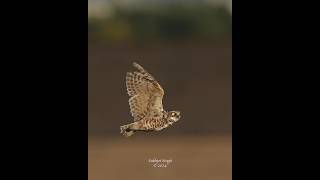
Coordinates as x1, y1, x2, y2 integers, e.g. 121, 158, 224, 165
126, 62, 165, 121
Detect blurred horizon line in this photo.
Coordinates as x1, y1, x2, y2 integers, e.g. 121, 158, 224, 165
89, 0, 232, 18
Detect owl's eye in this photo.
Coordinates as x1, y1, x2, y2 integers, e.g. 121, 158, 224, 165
171, 112, 175, 116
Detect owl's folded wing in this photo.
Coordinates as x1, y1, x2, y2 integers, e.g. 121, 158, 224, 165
126, 62, 165, 121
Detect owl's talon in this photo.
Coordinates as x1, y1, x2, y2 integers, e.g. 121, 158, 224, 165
120, 125, 130, 134
120, 126, 124, 133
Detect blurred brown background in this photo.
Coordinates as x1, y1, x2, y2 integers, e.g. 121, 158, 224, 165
89, 1, 232, 180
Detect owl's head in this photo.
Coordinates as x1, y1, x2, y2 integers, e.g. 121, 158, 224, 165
166, 111, 181, 123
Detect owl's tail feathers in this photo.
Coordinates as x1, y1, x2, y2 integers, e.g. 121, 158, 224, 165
120, 125, 135, 137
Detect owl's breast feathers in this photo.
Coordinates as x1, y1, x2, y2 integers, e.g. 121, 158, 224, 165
138, 116, 170, 131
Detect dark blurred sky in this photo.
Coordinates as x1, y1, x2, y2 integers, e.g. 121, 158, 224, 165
88, 2, 232, 136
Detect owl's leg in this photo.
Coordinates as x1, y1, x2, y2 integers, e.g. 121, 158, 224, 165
128, 122, 143, 130
120, 124, 131, 133
120, 123, 138, 137
120, 121, 149, 137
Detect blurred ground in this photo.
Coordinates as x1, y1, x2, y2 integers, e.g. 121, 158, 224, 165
89, 135, 231, 180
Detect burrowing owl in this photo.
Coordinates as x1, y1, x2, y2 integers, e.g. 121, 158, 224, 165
120, 62, 181, 137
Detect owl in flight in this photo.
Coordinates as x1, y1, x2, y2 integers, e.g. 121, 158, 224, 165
120, 62, 181, 137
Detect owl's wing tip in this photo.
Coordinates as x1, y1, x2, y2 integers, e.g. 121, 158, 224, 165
132, 62, 145, 71
132, 61, 138, 65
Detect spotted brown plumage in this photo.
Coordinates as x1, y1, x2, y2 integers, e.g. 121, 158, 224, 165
120, 62, 181, 137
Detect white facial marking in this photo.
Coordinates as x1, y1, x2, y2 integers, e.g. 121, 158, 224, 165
170, 116, 179, 122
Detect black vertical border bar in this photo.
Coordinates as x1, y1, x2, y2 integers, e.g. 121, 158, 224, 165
2, 0, 89, 179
